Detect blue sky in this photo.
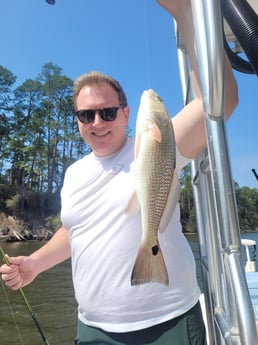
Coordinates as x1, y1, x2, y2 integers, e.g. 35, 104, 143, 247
1, 0, 257, 188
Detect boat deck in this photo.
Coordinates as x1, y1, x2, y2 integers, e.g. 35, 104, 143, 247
246, 272, 258, 324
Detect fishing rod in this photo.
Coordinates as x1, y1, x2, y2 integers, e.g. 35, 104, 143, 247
0, 246, 51, 345
252, 168, 258, 181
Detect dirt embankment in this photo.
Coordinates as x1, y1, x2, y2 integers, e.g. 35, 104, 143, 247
0, 213, 53, 242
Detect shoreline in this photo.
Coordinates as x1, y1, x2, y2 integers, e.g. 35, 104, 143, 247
1, 230, 257, 243
0, 213, 54, 242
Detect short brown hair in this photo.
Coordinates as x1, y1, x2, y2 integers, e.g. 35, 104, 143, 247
73, 71, 127, 111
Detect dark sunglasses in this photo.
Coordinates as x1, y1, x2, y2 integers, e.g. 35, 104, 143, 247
75, 104, 126, 124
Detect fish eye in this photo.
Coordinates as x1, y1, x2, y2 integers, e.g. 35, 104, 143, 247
156, 95, 163, 102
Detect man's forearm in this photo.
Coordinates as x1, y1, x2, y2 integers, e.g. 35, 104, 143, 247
30, 225, 71, 276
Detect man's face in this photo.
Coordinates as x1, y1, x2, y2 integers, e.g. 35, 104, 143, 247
76, 82, 129, 157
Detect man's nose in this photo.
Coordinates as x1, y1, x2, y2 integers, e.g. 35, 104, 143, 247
92, 112, 104, 125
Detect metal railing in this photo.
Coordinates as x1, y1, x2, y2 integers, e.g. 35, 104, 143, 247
175, 1, 258, 344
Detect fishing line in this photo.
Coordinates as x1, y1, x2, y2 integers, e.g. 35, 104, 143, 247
0, 275, 25, 345
143, 0, 152, 88
0, 246, 51, 345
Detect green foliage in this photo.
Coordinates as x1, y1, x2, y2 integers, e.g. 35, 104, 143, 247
0, 184, 16, 211
179, 164, 197, 232
235, 186, 258, 231
0, 62, 92, 235
179, 164, 258, 233
45, 214, 62, 232
0, 62, 91, 195
6, 193, 22, 217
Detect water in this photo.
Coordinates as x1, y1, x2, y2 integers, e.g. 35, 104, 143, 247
0, 233, 257, 345
0, 241, 77, 345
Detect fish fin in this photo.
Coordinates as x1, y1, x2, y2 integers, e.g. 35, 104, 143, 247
150, 124, 162, 143
134, 131, 141, 159
125, 191, 140, 215
159, 172, 181, 233
131, 243, 169, 286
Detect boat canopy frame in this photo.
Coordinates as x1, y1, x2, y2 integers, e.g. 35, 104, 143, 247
174, 1, 258, 344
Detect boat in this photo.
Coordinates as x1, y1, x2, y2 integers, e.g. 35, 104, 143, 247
174, 1, 258, 344
241, 239, 258, 324
199, 238, 258, 345
200, 238, 258, 345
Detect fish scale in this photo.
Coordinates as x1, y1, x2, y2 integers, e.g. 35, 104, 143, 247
143, 139, 174, 243
126, 89, 178, 286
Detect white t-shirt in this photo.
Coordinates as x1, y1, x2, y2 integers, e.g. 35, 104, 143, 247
61, 137, 200, 332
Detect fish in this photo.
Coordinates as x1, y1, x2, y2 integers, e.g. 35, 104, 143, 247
126, 89, 180, 286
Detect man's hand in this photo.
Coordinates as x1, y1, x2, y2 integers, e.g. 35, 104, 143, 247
0, 255, 37, 290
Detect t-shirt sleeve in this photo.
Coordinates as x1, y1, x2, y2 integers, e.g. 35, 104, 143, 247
175, 146, 192, 173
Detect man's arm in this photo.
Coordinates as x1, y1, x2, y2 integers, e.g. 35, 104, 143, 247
157, 0, 239, 158
0, 225, 71, 290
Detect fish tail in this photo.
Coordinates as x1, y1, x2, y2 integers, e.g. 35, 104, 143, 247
131, 244, 169, 286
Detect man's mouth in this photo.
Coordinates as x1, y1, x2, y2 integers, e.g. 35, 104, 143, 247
92, 131, 111, 137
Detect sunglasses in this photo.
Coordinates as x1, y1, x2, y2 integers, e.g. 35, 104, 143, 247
75, 104, 125, 124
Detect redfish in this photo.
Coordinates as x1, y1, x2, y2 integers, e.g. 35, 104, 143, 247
126, 89, 180, 286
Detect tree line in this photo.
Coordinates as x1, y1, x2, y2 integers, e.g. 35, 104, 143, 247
180, 165, 258, 233
0, 63, 91, 236
0, 63, 257, 238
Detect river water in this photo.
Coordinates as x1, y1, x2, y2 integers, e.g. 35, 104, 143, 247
0, 233, 257, 345
0, 241, 76, 345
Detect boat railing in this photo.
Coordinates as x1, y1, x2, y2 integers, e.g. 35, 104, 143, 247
241, 239, 257, 272
174, 1, 258, 344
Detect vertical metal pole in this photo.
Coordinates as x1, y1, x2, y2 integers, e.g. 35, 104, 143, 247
189, 0, 258, 344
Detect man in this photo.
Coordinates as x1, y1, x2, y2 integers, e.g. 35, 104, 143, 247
0, 1, 238, 344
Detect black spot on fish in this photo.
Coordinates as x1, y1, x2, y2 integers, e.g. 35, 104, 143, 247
152, 245, 159, 256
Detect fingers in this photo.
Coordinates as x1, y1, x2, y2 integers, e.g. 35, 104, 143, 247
3, 274, 23, 290
7, 255, 26, 266
1, 264, 23, 290
0, 258, 25, 290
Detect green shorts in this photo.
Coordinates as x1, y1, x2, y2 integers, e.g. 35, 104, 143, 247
75, 302, 206, 345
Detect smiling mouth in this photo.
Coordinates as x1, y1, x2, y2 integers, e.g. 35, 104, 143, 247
92, 131, 111, 137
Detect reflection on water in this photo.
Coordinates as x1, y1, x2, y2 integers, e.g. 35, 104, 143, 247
0, 233, 257, 344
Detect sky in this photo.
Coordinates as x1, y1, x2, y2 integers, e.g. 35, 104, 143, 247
1, 0, 257, 188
